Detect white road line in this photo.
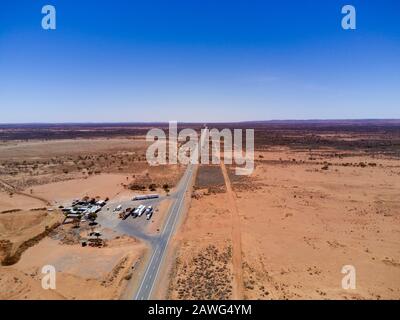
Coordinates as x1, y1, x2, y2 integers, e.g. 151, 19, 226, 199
134, 169, 188, 299
135, 246, 159, 299
135, 130, 205, 299
147, 164, 195, 298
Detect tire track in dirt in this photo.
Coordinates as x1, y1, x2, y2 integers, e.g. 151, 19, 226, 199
0, 179, 50, 206
220, 161, 244, 299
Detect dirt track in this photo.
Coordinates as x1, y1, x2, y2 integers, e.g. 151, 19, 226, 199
220, 161, 244, 299
0, 179, 50, 206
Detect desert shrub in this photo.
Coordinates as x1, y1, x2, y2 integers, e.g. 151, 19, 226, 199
88, 212, 98, 220
129, 184, 146, 191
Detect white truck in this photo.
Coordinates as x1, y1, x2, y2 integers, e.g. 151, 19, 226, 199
137, 205, 146, 217
132, 205, 141, 218
132, 194, 159, 201
133, 205, 146, 217
145, 206, 154, 220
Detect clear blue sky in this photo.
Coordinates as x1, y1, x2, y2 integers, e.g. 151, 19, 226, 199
0, 0, 399, 123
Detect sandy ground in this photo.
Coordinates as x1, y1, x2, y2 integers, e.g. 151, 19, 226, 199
0, 137, 184, 194
0, 137, 184, 300
146, 198, 172, 235
169, 148, 400, 299
28, 173, 130, 206
167, 191, 235, 299
0, 138, 148, 161
0, 209, 63, 263
0, 235, 147, 299
0, 192, 46, 212
3, 131, 399, 300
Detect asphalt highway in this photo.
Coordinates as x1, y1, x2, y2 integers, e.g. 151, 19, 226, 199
134, 163, 196, 299
134, 128, 207, 299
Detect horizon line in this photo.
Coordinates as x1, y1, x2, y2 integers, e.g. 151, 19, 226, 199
1, 118, 400, 126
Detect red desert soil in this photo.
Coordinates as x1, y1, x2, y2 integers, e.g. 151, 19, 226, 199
169, 148, 400, 300
0, 137, 184, 299
220, 161, 244, 299
0, 235, 147, 300
0, 209, 63, 265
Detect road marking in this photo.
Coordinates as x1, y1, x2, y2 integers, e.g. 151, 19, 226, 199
147, 164, 195, 298
135, 130, 205, 299
135, 246, 159, 299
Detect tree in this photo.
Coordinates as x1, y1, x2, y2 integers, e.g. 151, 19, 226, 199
88, 212, 97, 221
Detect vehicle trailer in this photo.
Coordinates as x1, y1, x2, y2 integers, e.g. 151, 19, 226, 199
145, 206, 154, 220
132, 194, 159, 201
130, 207, 137, 218
137, 205, 146, 217
132, 205, 142, 218
122, 211, 131, 220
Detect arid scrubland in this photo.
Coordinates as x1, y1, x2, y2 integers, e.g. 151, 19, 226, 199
169, 123, 400, 300
0, 138, 182, 192
1, 122, 400, 300
0, 128, 184, 299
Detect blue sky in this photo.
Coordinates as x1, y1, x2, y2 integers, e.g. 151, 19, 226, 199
0, 0, 399, 123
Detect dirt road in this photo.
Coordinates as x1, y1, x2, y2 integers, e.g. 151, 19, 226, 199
220, 161, 244, 299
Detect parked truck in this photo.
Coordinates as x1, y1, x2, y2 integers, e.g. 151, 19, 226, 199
132, 205, 143, 218
122, 211, 131, 220
132, 194, 159, 201
137, 205, 146, 217
145, 206, 154, 220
